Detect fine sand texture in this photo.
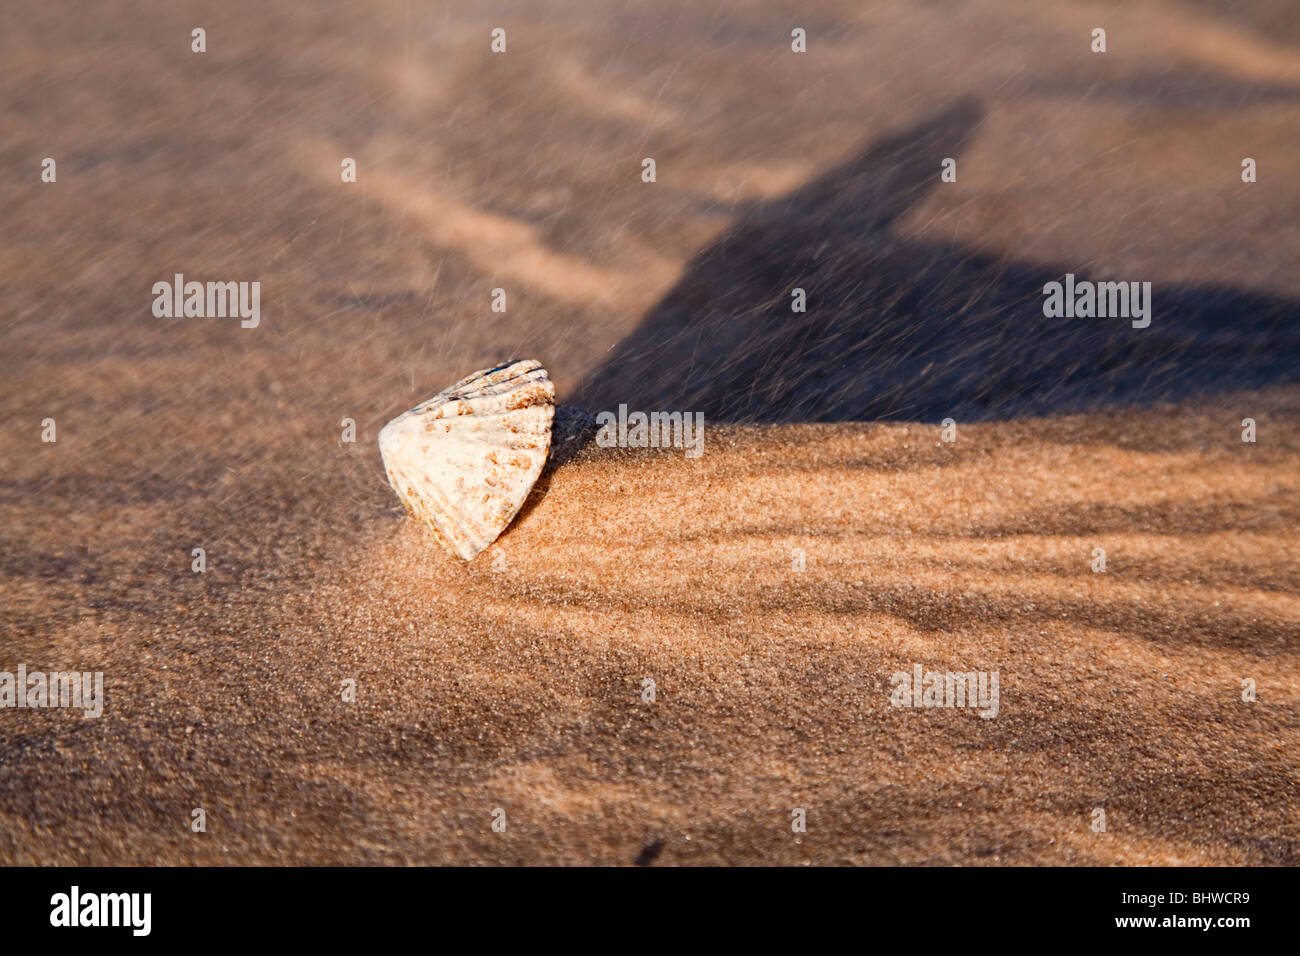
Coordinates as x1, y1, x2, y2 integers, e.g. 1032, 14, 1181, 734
2, 0, 1299, 864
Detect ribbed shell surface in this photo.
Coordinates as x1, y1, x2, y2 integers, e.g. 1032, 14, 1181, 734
379, 360, 555, 560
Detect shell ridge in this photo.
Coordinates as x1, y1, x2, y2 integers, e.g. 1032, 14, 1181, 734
378, 360, 554, 561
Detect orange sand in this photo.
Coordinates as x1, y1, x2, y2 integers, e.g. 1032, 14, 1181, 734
1, 0, 1298, 864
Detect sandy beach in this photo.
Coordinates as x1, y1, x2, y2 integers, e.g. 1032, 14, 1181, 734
1, 0, 1298, 865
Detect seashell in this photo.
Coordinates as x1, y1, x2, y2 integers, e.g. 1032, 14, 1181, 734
379, 359, 555, 561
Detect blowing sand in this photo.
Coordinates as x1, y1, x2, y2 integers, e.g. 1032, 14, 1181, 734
1, 0, 1298, 865
3, 393, 1298, 865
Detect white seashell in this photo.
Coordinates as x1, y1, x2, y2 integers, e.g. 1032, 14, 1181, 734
379, 360, 555, 561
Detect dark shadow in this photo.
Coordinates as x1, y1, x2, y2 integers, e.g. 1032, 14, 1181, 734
634, 839, 665, 866
574, 98, 1300, 423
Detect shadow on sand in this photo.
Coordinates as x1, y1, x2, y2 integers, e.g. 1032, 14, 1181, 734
574, 98, 1300, 423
